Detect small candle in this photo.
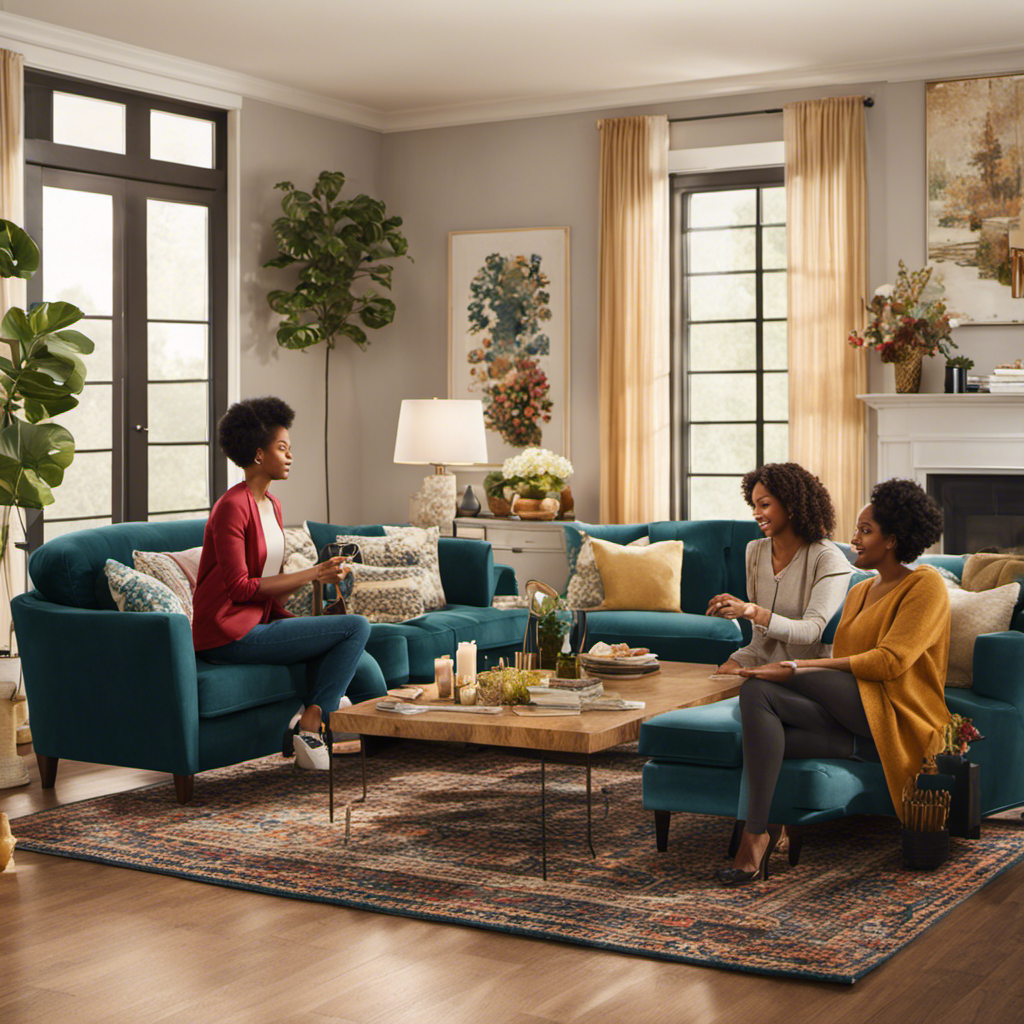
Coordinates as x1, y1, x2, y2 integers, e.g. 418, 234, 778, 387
434, 655, 453, 699
456, 641, 477, 684
459, 684, 478, 706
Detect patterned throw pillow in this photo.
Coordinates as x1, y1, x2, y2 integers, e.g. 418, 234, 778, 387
284, 524, 317, 564
282, 551, 315, 616
565, 533, 650, 610
133, 550, 196, 622
335, 533, 421, 568
348, 564, 427, 623
383, 524, 446, 610
945, 581, 1020, 687
105, 559, 187, 617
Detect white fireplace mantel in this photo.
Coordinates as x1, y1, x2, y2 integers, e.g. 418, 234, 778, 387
859, 393, 1024, 485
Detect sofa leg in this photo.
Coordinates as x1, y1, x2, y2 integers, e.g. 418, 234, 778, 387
788, 826, 803, 866
173, 774, 194, 804
36, 754, 59, 789
727, 819, 744, 858
654, 810, 670, 852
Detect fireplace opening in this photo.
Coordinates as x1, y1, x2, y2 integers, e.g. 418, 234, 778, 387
927, 474, 1024, 554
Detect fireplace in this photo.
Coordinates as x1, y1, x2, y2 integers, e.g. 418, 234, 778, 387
927, 474, 1024, 554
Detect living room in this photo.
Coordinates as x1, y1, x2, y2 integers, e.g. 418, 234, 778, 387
2, 2, 1024, 1021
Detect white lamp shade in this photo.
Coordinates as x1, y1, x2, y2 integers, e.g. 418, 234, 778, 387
393, 399, 489, 466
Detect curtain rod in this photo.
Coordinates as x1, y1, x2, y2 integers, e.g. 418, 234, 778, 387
670, 96, 874, 124
596, 97, 874, 129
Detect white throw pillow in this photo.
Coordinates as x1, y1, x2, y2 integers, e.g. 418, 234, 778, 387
945, 582, 1020, 687
105, 559, 187, 617
383, 525, 447, 610
565, 533, 650, 610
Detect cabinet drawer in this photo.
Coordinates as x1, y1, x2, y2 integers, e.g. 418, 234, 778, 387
455, 524, 487, 540
489, 530, 564, 553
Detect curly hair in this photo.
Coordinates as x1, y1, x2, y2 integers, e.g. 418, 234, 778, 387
218, 396, 295, 468
868, 478, 943, 563
741, 463, 837, 543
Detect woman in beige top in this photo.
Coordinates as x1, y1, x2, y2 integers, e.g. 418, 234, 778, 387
707, 463, 852, 671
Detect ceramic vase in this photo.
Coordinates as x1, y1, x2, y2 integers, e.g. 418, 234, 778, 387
512, 496, 559, 521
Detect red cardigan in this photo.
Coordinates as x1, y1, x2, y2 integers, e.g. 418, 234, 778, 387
192, 481, 293, 651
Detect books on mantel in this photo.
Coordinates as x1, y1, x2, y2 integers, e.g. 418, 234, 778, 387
988, 368, 1024, 394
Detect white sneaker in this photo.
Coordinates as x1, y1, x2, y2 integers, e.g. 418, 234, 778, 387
293, 731, 330, 770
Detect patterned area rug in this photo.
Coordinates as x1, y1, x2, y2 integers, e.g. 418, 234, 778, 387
12, 742, 1024, 984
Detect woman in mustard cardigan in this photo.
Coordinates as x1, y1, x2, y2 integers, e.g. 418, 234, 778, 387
718, 479, 950, 886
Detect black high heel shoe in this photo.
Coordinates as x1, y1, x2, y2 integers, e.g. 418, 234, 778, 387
715, 827, 781, 886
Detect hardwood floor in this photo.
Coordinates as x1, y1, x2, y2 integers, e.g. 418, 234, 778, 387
2, 743, 1023, 1024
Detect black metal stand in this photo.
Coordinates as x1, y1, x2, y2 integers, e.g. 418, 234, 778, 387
936, 755, 981, 839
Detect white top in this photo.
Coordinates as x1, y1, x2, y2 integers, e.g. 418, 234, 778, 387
257, 499, 285, 579
730, 538, 853, 667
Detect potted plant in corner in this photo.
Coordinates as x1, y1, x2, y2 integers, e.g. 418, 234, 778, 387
0, 218, 94, 788
848, 261, 960, 394
264, 171, 410, 521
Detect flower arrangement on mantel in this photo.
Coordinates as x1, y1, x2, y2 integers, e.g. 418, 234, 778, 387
848, 262, 960, 392
501, 447, 573, 499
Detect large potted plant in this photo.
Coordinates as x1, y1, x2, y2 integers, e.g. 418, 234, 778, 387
0, 218, 93, 786
264, 171, 410, 520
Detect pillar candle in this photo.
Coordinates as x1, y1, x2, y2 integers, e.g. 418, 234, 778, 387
434, 655, 453, 699
456, 641, 477, 684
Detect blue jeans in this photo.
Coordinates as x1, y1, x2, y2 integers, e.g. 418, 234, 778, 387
198, 615, 377, 719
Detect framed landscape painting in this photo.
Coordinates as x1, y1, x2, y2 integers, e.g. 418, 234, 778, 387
448, 227, 570, 467
926, 73, 1024, 323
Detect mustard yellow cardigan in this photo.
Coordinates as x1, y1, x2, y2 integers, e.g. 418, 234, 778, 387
832, 567, 951, 819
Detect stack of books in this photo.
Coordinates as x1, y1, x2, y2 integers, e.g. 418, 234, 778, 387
546, 676, 604, 699
989, 367, 1024, 394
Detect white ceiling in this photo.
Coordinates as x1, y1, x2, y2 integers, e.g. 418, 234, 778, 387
7, 0, 1024, 130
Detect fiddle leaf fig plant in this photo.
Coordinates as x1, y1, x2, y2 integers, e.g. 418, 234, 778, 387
264, 172, 410, 520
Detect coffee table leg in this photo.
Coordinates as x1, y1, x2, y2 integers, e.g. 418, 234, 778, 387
541, 757, 547, 881
327, 724, 334, 823
586, 754, 595, 859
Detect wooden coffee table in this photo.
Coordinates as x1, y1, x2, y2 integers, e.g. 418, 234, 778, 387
327, 661, 741, 878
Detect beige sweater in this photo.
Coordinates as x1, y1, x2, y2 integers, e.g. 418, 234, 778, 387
730, 539, 853, 667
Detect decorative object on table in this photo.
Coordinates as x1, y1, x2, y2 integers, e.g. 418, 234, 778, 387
264, 171, 410, 521
579, 641, 661, 680
502, 447, 573, 521
434, 655, 454, 700
0, 812, 15, 871
455, 640, 478, 694
475, 666, 535, 706
555, 634, 579, 679
558, 485, 575, 520
482, 471, 512, 516
848, 261, 960, 394
988, 359, 1024, 394
448, 227, 570, 464
393, 398, 489, 534
0, 217, 95, 662
457, 683, 478, 706
522, 581, 567, 670
901, 776, 951, 870
456, 484, 481, 517
927, 73, 1024, 323
945, 355, 974, 394
0, 680, 29, 789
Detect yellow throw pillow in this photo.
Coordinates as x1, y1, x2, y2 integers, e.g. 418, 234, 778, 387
962, 553, 1024, 592
590, 538, 683, 612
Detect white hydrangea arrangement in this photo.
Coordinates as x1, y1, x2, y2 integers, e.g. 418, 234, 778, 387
501, 447, 573, 498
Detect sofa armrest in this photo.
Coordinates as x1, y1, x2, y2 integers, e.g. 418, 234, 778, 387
493, 563, 518, 597
438, 537, 495, 607
972, 631, 1024, 710
11, 591, 202, 775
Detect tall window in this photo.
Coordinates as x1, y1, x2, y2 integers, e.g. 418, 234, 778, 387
671, 168, 788, 520
24, 72, 228, 544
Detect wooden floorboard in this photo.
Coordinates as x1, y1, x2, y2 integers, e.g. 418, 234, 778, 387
2, 743, 1023, 1024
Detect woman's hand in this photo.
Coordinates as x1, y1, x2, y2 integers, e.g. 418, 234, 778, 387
715, 658, 743, 675
736, 661, 797, 683
707, 594, 756, 620
314, 556, 352, 586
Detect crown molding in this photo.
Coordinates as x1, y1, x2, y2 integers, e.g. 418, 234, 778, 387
3, 11, 1023, 135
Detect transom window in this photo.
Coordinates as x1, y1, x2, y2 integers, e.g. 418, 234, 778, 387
671, 168, 788, 520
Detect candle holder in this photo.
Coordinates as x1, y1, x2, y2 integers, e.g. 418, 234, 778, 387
434, 655, 454, 699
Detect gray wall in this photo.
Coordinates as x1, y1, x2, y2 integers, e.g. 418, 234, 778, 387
237, 98, 383, 525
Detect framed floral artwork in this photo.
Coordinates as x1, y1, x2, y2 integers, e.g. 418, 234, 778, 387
926, 73, 1024, 323
448, 227, 570, 467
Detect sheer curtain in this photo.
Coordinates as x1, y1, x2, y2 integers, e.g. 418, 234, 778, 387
598, 115, 670, 523
783, 96, 867, 540
1, 48, 25, 651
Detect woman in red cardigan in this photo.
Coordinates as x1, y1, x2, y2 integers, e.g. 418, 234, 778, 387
193, 397, 377, 770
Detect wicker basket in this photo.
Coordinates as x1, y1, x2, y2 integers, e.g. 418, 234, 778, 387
894, 348, 924, 394
0, 683, 30, 789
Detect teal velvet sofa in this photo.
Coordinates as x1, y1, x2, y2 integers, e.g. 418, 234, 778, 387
637, 552, 1024, 846
11, 519, 525, 802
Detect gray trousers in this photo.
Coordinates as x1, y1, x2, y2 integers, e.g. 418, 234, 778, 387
739, 669, 874, 834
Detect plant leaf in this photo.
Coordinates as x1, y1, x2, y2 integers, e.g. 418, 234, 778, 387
0, 220, 40, 280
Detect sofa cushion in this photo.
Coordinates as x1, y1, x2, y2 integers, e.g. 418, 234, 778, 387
132, 549, 197, 622
384, 525, 447, 610
639, 698, 743, 766
195, 660, 304, 718
348, 564, 427, 622
305, 521, 386, 556
584, 609, 743, 664
364, 625, 413, 684
437, 538, 495, 607
563, 522, 650, 585
590, 538, 683, 612
410, 605, 528, 650
104, 559, 188, 617
566, 533, 650, 610
29, 520, 207, 609
648, 520, 735, 614
946, 583, 1020, 687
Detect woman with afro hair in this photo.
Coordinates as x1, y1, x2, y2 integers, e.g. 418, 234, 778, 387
191, 397, 378, 770
719, 479, 951, 886
707, 462, 852, 675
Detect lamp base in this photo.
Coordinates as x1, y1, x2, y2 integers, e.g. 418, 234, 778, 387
410, 473, 457, 535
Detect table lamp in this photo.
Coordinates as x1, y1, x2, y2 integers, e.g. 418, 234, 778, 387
393, 399, 488, 533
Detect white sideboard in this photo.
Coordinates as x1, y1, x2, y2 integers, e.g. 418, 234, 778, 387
452, 518, 569, 592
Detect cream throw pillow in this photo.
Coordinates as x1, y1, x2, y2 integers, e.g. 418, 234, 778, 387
590, 538, 683, 612
945, 582, 1020, 687
961, 553, 1024, 592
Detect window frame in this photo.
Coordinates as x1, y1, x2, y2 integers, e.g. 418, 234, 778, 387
23, 70, 228, 544
670, 166, 787, 520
